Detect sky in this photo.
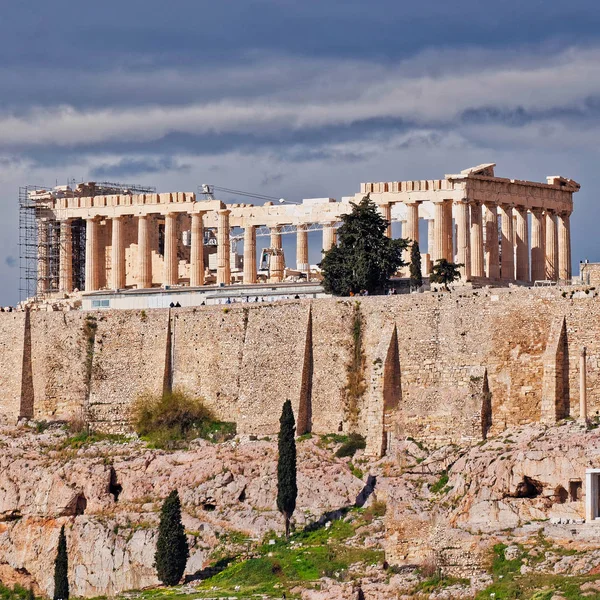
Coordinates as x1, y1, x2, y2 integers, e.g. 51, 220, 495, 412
1, 0, 600, 304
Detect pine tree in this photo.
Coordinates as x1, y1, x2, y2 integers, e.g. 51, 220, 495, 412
430, 259, 463, 291
53, 525, 69, 600
277, 400, 297, 538
409, 241, 423, 291
155, 490, 189, 586
320, 195, 408, 296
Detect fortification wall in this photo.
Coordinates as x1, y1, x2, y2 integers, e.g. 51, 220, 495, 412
1, 290, 599, 453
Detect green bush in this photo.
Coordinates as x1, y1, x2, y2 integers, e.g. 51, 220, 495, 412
133, 389, 235, 449
0, 584, 32, 600
335, 433, 366, 458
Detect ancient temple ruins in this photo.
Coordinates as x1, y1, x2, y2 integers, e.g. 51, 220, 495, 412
22, 163, 579, 298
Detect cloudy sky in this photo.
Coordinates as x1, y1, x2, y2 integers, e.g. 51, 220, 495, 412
1, 0, 599, 304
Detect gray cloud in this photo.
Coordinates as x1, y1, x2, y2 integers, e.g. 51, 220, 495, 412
90, 157, 191, 178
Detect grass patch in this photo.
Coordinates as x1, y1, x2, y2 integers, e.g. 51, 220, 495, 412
430, 472, 449, 494
133, 389, 236, 449
415, 573, 470, 593
57, 430, 128, 450
195, 518, 382, 598
335, 433, 366, 458
0, 584, 33, 600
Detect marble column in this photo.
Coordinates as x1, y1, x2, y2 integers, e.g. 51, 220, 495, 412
137, 215, 152, 289
530, 208, 546, 282
190, 212, 205, 287
470, 203, 484, 278
111, 215, 126, 289
427, 219, 434, 256
499, 204, 514, 281
85, 217, 100, 292
217, 209, 231, 286
404, 202, 420, 264
37, 219, 50, 295
270, 225, 284, 282
59, 220, 74, 294
514, 207, 529, 282
444, 200, 453, 261
322, 222, 337, 253
558, 212, 572, 281
484, 203, 499, 280
456, 201, 471, 279
296, 224, 309, 273
545, 211, 558, 281
380, 203, 392, 238
432, 201, 447, 264
164, 213, 178, 286
243, 224, 257, 284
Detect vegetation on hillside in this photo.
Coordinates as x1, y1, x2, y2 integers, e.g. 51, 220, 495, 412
409, 241, 423, 291
133, 390, 235, 448
320, 195, 407, 295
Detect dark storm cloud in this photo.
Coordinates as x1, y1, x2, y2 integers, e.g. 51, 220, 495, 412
91, 157, 191, 178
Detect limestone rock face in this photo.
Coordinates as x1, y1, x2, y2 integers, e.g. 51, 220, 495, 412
0, 428, 364, 597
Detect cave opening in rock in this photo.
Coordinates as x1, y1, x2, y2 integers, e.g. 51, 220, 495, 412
109, 467, 123, 502
238, 487, 246, 503
554, 485, 568, 504
512, 476, 544, 499
75, 493, 87, 515
569, 480, 582, 502
202, 502, 216, 512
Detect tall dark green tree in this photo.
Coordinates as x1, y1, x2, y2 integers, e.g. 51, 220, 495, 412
53, 525, 69, 600
356, 587, 366, 600
409, 241, 423, 291
320, 195, 407, 296
155, 490, 189, 586
277, 400, 297, 538
430, 259, 463, 291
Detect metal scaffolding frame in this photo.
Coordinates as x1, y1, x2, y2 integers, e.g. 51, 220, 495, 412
19, 181, 155, 302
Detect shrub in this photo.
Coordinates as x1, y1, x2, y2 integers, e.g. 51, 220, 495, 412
335, 433, 366, 458
133, 389, 235, 449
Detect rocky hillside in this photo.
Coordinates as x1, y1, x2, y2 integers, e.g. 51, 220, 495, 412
0, 421, 599, 599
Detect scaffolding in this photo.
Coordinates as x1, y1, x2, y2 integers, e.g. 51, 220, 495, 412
19, 181, 155, 302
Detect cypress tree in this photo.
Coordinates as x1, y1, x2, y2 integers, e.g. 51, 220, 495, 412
409, 241, 423, 291
27, 587, 35, 600
277, 400, 297, 538
53, 525, 69, 600
356, 587, 366, 600
155, 490, 189, 586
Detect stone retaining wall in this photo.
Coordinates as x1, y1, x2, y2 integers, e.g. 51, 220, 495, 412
1, 289, 599, 454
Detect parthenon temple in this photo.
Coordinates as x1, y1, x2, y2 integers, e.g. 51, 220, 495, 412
27, 163, 580, 296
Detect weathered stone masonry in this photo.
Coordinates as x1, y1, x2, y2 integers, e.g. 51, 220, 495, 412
1, 290, 598, 456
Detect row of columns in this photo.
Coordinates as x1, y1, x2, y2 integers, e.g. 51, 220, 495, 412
53, 202, 572, 293
404, 200, 571, 283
